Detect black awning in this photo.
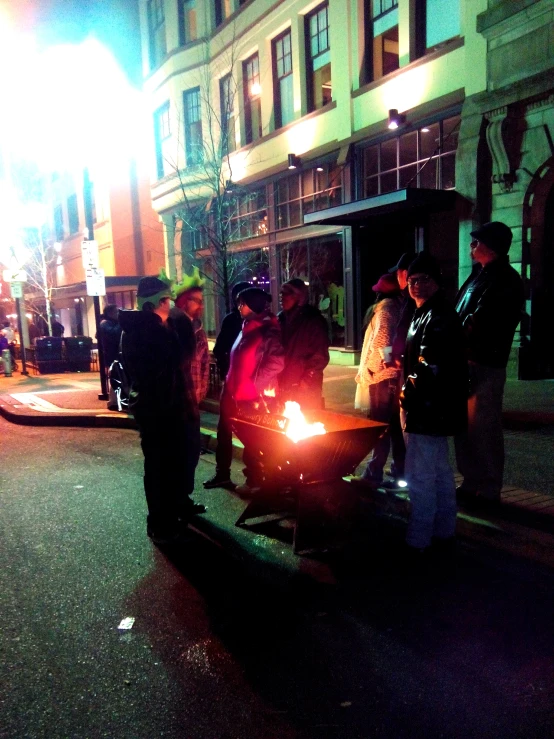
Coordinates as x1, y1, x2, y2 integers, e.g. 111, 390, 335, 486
303, 188, 460, 227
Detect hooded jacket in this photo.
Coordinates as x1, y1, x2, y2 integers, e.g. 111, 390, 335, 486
401, 291, 467, 436
225, 313, 285, 403
119, 309, 198, 420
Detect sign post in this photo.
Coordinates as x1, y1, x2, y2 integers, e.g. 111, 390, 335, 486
3, 270, 29, 376
83, 167, 109, 400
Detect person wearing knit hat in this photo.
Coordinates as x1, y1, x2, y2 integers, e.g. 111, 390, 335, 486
205, 280, 254, 490
236, 286, 272, 314
277, 278, 329, 410
400, 253, 468, 554
454, 222, 524, 509
224, 287, 284, 494
352, 272, 405, 489
119, 270, 205, 546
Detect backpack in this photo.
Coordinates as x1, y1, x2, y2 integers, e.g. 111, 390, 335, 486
108, 334, 131, 411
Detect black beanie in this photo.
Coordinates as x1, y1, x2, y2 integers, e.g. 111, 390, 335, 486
470, 221, 512, 256
407, 253, 442, 285
237, 287, 271, 314
231, 281, 252, 303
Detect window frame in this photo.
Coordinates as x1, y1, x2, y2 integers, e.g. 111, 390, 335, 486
147, 0, 166, 70
183, 87, 203, 167
219, 74, 236, 155
305, 2, 332, 113
359, 114, 461, 198
243, 53, 262, 145
272, 28, 294, 130
178, 0, 197, 46
153, 101, 171, 179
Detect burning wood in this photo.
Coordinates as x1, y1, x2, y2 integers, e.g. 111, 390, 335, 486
282, 401, 326, 444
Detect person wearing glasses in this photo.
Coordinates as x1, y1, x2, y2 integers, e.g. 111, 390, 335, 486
173, 271, 210, 404
400, 253, 467, 556
454, 222, 524, 510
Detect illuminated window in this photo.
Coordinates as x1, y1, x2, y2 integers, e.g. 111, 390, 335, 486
275, 163, 342, 230
223, 187, 268, 242
183, 88, 203, 166
306, 3, 332, 112
273, 29, 294, 129
220, 74, 236, 154
243, 53, 262, 144
215, 0, 232, 27
147, 0, 166, 70
178, 0, 197, 45
153, 102, 171, 179
364, 0, 399, 83
361, 115, 460, 197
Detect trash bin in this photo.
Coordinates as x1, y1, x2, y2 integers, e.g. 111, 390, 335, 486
35, 337, 65, 374
65, 336, 93, 372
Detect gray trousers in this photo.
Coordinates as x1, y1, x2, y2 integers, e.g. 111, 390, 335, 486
455, 363, 506, 499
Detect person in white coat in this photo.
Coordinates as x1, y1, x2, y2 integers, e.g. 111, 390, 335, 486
354, 273, 405, 488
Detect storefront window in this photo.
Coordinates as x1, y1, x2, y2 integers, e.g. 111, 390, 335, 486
361, 114, 460, 196
275, 163, 342, 230
280, 235, 344, 346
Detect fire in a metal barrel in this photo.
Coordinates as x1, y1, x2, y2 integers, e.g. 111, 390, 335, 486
231, 403, 387, 554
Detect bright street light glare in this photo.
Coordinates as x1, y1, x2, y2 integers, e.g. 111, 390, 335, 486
1, 34, 149, 178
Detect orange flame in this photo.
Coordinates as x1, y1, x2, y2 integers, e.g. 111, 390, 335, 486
283, 401, 326, 444
263, 388, 276, 397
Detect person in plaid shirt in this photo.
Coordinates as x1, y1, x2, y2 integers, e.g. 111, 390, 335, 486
173, 270, 210, 403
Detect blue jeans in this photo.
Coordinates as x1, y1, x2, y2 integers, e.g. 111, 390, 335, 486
403, 430, 457, 549
362, 378, 405, 484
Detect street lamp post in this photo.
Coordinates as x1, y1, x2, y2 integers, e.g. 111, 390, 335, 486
83, 167, 108, 401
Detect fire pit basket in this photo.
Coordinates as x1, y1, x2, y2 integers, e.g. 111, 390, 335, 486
231, 410, 387, 554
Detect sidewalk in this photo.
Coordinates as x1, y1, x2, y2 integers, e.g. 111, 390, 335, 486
1, 366, 554, 575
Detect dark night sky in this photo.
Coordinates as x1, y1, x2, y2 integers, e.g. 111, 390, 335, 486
3, 0, 143, 86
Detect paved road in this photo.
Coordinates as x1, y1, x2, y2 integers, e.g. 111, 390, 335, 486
2, 418, 554, 738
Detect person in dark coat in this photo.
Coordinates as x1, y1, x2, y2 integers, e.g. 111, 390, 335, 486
51, 319, 65, 338
224, 287, 285, 493
98, 304, 122, 368
204, 280, 251, 490
120, 275, 204, 545
212, 281, 251, 379
454, 222, 524, 508
278, 278, 330, 410
400, 254, 467, 553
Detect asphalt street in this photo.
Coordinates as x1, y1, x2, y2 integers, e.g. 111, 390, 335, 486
2, 417, 554, 738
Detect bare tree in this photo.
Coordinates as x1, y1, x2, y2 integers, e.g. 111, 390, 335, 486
162, 32, 269, 312
5, 160, 57, 335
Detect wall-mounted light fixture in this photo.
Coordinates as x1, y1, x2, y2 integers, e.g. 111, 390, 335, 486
388, 109, 406, 130
224, 179, 234, 193
288, 153, 301, 170
315, 165, 324, 172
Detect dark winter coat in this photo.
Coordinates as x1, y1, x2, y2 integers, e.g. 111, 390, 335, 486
98, 318, 122, 368
455, 257, 524, 368
225, 313, 285, 403
119, 309, 198, 421
401, 291, 467, 436
277, 304, 330, 407
213, 309, 242, 378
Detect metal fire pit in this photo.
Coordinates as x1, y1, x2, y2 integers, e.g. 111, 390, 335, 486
231, 410, 387, 554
